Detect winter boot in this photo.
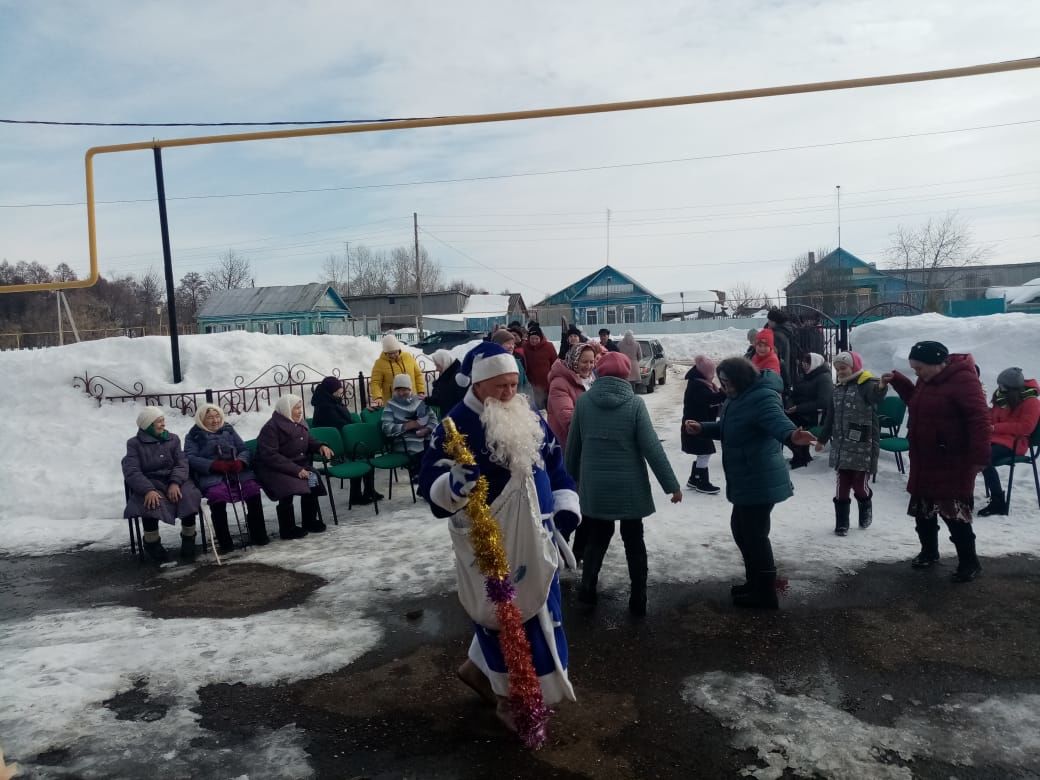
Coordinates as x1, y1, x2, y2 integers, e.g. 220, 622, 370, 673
301, 494, 326, 533
949, 523, 982, 583
733, 570, 779, 610
730, 550, 752, 596
211, 512, 235, 555
246, 496, 269, 546
180, 534, 198, 562
977, 489, 1007, 517
911, 516, 940, 568
143, 539, 169, 564
857, 492, 873, 529
277, 503, 308, 540
833, 498, 851, 536
691, 468, 721, 495
625, 544, 649, 617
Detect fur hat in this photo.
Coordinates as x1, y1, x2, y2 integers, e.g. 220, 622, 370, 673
997, 366, 1026, 390
431, 349, 455, 373
832, 351, 863, 372
194, 402, 225, 430
755, 328, 774, 348
694, 354, 716, 380
381, 333, 402, 353
455, 342, 519, 387
275, 394, 303, 420
491, 328, 516, 346
319, 376, 342, 394
392, 373, 413, 391
908, 340, 949, 365
596, 351, 631, 379
136, 406, 165, 431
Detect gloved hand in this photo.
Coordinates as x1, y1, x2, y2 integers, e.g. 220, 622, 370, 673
449, 462, 481, 500
229, 459, 245, 473
210, 460, 234, 474
554, 510, 580, 537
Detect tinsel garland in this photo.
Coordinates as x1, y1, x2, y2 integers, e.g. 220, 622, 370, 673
442, 417, 552, 749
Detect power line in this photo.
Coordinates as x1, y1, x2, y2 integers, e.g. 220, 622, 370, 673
418, 228, 545, 296
3, 117, 1038, 209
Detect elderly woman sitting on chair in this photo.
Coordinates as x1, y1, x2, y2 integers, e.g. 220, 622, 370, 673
185, 403, 269, 553
122, 407, 203, 564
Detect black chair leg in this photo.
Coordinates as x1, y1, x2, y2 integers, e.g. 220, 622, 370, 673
322, 470, 339, 525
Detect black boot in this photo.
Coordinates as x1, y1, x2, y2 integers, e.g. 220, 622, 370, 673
789, 446, 812, 469
624, 532, 648, 617
211, 509, 235, 554
143, 539, 169, 564
949, 523, 982, 583
733, 570, 779, 609
277, 502, 308, 540
578, 521, 612, 606
301, 494, 326, 533
911, 516, 940, 568
833, 498, 851, 536
977, 489, 1006, 517
857, 493, 873, 529
180, 534, 198, 562
246, 496, 269, 545
691, 468, 721, 495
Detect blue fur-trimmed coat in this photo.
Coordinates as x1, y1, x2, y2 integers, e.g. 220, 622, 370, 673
418, 392, 578, 523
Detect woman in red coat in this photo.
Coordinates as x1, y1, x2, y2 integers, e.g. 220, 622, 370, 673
883, 341, 991, 582
978, 367, 1040, 516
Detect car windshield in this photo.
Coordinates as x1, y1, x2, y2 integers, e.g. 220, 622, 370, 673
637, 340, 652, 359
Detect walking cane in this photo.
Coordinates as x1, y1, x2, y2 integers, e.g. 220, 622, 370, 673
216, 444, 245, 543
200, 500, 222, 565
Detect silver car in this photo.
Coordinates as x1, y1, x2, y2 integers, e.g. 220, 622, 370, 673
636, 339, 668, 393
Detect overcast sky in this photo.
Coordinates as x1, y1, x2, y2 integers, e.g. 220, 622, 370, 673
1, 1, 1038, 305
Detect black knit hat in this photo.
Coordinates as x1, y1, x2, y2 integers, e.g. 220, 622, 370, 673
527, 323, 543, 338
908, 340, 949, 365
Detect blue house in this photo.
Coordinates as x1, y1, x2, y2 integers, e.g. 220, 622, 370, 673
785, 248, 925, 316
197, 283, 351, 335
533, 265, 663, 326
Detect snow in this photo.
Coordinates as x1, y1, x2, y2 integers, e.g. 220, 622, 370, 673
659, 290, 727, 317
853, 312, 1040, 394
986, 278, 1040, 306
2, 314, 1040, 776
461, 294, 510, 315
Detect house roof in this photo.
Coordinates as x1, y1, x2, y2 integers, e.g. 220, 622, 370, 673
198, 284, 348, 318
535, 264, 662, 306
659, 290, 727, 315
507, 293, 527, 314
785, 248, 923, 291
462, 294, 510, 316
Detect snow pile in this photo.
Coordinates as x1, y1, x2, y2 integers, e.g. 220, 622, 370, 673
986, 278, 1040, 306
853, 312, 1040, 393
649, 328, 754, 364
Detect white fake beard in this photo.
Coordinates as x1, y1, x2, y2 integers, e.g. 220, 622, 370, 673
480, 394, 543, 475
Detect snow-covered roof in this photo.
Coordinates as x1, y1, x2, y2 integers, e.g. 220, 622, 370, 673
658, 290, 726, 315
987, 278, 1040, 306
462, 294, 510, 315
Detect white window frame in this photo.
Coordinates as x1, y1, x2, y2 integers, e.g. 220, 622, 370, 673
290, 321, 300, 336
605, 307, 617, 324
622, 306, 636, 323
258, 322, 268, 334
275, 322, 284, 335
585, 308, 598, 326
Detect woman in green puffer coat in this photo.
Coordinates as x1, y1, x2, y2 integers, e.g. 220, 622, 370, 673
565, 352, 682, 616
684, 357, 816, 609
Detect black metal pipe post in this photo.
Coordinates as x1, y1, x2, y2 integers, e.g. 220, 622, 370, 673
153, 147, 182, 383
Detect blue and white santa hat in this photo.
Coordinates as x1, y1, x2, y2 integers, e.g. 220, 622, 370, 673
456, 342, 519, 387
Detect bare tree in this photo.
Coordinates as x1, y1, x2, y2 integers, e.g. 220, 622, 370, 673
206, 250, 253, 291
447, 278, 489, 295
389, 244, 443, 293
884, 213, 989, 311
176, 271, 210, 323
784, 246, 834, 286
321, 252, 350, 295
727, 282, 771, 317
53, 262, 78, 282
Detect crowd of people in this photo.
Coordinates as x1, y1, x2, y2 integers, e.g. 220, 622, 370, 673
120, 314, 1037, 736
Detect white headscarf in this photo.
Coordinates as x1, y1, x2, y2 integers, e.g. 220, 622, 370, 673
194, 402, 225, 431
274, 394, 304, 422
805, 353, 825, 373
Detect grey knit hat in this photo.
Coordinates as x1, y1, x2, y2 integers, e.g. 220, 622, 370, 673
997, 367, 1025, 390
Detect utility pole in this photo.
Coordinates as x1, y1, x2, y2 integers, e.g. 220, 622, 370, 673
414, 212, 424, 335
56, 291, 63, 346
606, 208, 611, 263
344, 240, 350, 296
836, 185, 842, 248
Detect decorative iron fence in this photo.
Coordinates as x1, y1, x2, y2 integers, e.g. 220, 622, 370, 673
73, 362, 439, 417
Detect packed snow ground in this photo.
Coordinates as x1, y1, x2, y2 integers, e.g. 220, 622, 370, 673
2, 315, 1040, 777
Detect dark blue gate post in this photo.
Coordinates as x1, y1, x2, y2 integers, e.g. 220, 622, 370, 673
838, 319, 850, 352
358, 371, 368, 410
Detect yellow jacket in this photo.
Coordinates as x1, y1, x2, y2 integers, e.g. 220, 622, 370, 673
369, 350, 426, 404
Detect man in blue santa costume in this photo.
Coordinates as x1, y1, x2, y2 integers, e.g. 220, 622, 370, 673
419, 341, 581, 729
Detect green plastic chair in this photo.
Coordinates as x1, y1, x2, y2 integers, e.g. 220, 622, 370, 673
349, 411, 362, 425
344, 423, 415, 502
360, 408, 383, 425
878, 396, 906, 437
878, 435, 909, 475
309, 426, 380, 520
991, 422, 1040, 514
242, 438, 258, 456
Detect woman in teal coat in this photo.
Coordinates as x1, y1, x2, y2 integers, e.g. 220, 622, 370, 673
685, 357, 816, 609
566, 352, 682, 616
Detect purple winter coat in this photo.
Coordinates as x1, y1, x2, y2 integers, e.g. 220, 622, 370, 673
183, 423, 262, 502
122, 431, 202, 525
253, 412, 327, 500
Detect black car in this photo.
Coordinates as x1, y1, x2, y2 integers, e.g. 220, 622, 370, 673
415, 330, 484, 354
